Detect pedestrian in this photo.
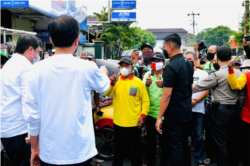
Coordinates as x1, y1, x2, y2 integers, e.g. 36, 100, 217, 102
243, 37, 250, 59
203, 45, 218, 72
142, 53, 165, 166
193, 46, 245, 166
131, 43, 154, 79
1, 34, 41, 166
104, 57, 149, 166
184, 51, 209, 166
155, 33, 194, 166
1, 51, 9, 68
228, 59, 250, 166
24, 15, 110, 166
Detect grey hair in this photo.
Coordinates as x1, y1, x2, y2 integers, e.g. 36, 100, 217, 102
184, 51, 197, 60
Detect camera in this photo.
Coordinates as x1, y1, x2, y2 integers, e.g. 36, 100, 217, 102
197, 40, 206, 51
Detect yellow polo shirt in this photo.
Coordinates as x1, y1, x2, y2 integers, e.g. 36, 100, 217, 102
104, 74, 149, 127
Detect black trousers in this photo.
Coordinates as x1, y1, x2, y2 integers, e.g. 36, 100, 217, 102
144, 116, 162, 166
210, 108, 238, 166
204, 106, 215, 160
238, 119, 250, 166
1, 133, 31, 166
112, 124, 142, 166
41, 159, 91, 166
161, 118, 191, 166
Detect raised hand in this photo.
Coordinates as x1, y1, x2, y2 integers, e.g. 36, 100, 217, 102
228, 57, 235, 71
99, 65, 109, 75
155, 76, 163, 88
243, 38, 249, 47
110, 70, 118, 84
146, 73, 152, 86
194, 43, 199, 52
131, 49, 139, 61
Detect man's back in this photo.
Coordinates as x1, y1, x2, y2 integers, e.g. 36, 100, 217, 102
1, 54, 31, 138
25, 54, 110, 164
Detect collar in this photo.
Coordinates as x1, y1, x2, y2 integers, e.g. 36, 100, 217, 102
220, 65, 228, 70
12, 53, 32, 64
169, 53, 183, 62
120, 74, 134, 80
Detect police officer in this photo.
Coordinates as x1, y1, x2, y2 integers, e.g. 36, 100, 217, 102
193, 46, 245, 166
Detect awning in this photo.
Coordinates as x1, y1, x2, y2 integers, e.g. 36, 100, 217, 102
1, 27, 37, 36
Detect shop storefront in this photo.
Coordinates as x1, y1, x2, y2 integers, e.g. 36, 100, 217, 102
1, 0, 87, 57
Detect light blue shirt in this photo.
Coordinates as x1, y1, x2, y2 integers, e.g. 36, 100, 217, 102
24, 54, 110, 165
1, 53, 31, 138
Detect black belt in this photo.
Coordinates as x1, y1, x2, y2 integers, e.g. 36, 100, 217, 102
219, 104, 237, 109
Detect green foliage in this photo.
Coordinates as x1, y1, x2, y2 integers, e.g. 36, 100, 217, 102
204, 26, 233, 47
233, 16, 244, 46
183, 33, 195, 47
195, 28, 211, 41
93, 6, 114, 21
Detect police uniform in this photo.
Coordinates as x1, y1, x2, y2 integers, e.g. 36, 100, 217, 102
193, 64, 245, 166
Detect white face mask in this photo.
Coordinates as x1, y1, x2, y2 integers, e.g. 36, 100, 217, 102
120, 68, 131, 76
242, 69, 250, 73
32, 53, 40, 64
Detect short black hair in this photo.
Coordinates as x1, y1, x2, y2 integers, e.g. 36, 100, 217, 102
1, 56, 9, 65
48, 15, 79, 47
164, 33, 182, 49
15, 35, 40, 54
217, 46, 232, 62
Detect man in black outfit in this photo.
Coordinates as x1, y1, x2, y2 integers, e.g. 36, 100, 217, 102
155, 33, 194, 166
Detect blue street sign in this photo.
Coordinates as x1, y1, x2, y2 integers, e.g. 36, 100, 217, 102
111, 12, 136, 22
79, 35, 86, 44
1, 1, 29, 8
112, 0, 136, 9
35, 30, 50, 40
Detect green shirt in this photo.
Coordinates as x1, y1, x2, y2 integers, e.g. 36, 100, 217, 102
143, 71, 163, 119
203, 62, 214, 72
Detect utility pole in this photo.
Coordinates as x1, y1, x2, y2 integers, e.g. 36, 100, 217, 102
188, 12, 199, 44
244, 0, 249, 35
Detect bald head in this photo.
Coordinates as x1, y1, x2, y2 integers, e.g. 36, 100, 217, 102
207, 45, 218, 53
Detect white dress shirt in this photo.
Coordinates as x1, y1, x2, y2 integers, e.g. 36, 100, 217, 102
24, 54, 110, 165
1, 53, 31, 138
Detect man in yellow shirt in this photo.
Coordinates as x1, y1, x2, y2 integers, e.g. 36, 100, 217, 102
104, 57, 150, 166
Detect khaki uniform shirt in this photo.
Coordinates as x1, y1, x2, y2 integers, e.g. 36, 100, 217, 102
193, 65, 245, 105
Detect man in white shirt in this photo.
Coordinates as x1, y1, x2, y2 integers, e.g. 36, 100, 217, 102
25, 15, 110, 166
184, 51, 209, 166
1, 34, 41, 166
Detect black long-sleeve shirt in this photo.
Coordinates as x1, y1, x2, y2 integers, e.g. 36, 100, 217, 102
244, 46, 250, 59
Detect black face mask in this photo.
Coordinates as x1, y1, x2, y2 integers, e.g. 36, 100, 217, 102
207, 52, 216, 60
213, 62, 220, 71
163, 49, 169, 59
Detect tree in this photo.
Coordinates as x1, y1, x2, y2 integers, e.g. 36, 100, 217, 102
183, 33, 195, 47
195, 28, 211, 41
233, 16, 245, 46
93, 6, 113, 21
203, 26, 233, 47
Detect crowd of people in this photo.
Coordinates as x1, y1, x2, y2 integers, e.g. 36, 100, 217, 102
1, 15, 250, 166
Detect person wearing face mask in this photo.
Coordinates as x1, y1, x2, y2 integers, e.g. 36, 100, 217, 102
131, 43, 154, 79
104, 57, 149, 166
24, 16, 110, 166
228, 59, 250, 166
155, 33, 194, 166
184, 51, 209, 166
193, 46, 245, 166
203, 45, 218, 72
142, 53, 165, 166
0, 34, 40, 166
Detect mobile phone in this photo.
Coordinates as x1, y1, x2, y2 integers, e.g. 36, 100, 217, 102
133, 45, 139, 51
245, 36, 250, 42
96, 111, 104, 117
